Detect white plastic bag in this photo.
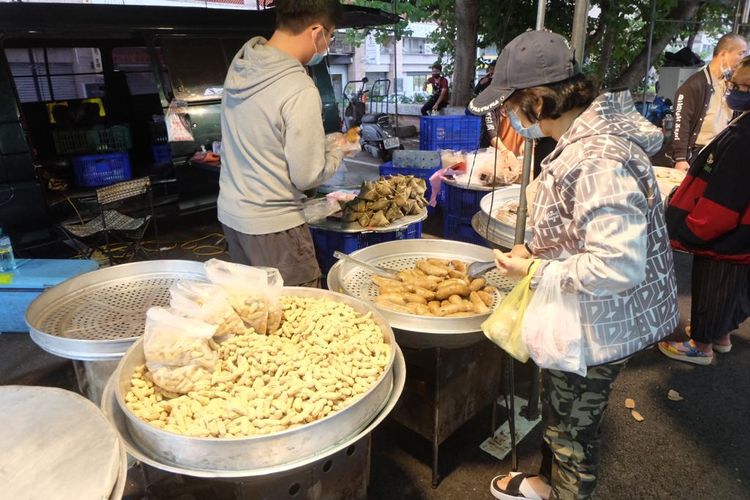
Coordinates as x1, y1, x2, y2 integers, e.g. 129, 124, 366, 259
142, 307, 217, 393
169, 281, 246, 337
467, 148, 522, 185
522, 261, 586, 376
204, 259, 284, 334
165, 99, 194, 142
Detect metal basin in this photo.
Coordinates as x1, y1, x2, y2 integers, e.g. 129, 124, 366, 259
327, 239, 515, 349
101, 343, 405, 478
113, 287, 396, 472
26, 260, 207, 361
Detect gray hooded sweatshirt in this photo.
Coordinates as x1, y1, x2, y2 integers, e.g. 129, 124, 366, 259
218, 37, 343, 235
529, 90, 679, 365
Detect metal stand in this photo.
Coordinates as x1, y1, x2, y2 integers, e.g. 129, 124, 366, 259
390, 340, 505, 487
132, 435, 372, 500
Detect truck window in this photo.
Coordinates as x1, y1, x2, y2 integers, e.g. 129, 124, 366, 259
5, 47, 104, 103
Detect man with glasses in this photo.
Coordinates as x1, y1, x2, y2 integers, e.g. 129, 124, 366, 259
218, 0, 345, 287
668, 33, 747, 171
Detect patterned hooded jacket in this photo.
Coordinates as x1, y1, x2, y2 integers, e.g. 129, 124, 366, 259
529, 91, 679, 366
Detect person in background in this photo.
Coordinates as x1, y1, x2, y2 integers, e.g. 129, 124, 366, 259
218, 0, 345, 287
474, 60, 496, 95
421, 63, 450, 116
659, 56, 750, 365
668, 33, 747, 171
469, 30, 678, 500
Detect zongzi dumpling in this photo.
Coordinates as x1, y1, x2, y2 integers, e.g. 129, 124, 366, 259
357, 212, 372, 227
358, 180, 379, 201
370, 210, 390, 227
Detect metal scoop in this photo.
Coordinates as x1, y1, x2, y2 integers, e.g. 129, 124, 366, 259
467, 260, 497, 280
333, 251, 400, 279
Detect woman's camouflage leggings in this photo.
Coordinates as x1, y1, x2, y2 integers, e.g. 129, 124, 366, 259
540, 361, 627, 500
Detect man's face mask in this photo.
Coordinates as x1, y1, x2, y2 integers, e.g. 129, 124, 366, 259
307, 26, 331, 66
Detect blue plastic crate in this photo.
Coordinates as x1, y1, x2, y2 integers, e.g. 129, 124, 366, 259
311, 221, 422, 275
444, 181, 488, 222
419, 115, 482, 151
152, 143, 172, 166
378, 161, 445, 212
72, 152, 132, 188
443, 214, 486, 246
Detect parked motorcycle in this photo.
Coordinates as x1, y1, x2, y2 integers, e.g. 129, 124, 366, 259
342, 77, 401, 161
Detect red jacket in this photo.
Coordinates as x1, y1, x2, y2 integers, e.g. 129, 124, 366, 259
665, 111, 750, 263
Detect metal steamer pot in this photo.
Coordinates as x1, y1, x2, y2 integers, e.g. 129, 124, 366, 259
112, 287, 397, 472
326, 239, 515, 349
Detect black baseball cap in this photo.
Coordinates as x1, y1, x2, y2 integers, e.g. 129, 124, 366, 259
468, 30, 580, 115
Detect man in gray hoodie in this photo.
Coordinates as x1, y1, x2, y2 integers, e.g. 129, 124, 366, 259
218, 0, 345, 286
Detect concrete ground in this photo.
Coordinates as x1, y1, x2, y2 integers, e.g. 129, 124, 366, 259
2, 211, 749, 499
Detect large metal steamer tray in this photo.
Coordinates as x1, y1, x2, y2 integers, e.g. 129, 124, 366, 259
327, 239, 515, 349
110, 287, 398, 474
26, 260, 207, 361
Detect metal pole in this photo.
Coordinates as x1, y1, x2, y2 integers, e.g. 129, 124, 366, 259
642, 0, 657, 116
734, 0, 744, 33
536, 0, 546, 30
514, 140, 533, 245
392, 0, 399, 128
743, 0, 750, 25
571, 0, 589, 63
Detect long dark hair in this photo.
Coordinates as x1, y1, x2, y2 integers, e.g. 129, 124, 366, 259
505, 74, 598, 122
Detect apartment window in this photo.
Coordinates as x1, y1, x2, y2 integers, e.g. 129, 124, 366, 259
404, 38, 427, 55
411, 74, 429, 93
6, 48, 104, 103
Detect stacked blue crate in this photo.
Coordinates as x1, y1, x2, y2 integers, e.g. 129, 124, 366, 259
419, 115, 482, 151
310, 223, 422, 276
442, 181, 488, 246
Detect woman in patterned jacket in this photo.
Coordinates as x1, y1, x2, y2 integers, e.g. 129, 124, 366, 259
469, 31, 679, 500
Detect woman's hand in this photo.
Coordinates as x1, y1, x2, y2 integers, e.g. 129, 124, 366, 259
494, 249, 534, 279
509, 244, 531, 259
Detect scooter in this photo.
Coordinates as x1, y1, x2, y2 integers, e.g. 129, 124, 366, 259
342, 78, 401, 161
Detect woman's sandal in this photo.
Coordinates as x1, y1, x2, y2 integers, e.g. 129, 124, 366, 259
490, 472, 547, 500
685, 326, 732, 353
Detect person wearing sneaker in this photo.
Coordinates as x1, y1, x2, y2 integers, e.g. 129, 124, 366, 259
660, 55, 750, 366
469, 31, 679, 500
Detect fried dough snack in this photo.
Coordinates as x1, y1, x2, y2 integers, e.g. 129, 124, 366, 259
372, 259, 497, 317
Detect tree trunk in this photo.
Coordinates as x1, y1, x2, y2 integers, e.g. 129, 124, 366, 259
452, 0, 479, 106
599, 23, 617, 87
613, 0, 703, 89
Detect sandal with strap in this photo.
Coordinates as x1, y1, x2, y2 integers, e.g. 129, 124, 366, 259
685, 326, 732, 353
490, 472, 546, 500
658, 340, 712, 366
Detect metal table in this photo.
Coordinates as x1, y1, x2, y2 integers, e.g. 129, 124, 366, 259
327, 239, 515, 486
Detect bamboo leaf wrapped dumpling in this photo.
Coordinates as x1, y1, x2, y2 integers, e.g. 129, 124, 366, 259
369, 210, 390, 227
369, 198, 389, 210
385, 202, 403, 222
357, 212, 372, 227
341, 206, 359, 222
358, 180, 379, 201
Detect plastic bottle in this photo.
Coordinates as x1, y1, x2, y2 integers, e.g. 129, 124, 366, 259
0, 228, 16, 272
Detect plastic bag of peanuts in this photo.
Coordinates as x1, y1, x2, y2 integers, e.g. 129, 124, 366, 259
204, 259, 284, 334
169, 281, 246, 338
143, 307, 218, 394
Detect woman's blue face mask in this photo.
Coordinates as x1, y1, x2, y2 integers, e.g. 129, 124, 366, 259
507, 108, 545, 139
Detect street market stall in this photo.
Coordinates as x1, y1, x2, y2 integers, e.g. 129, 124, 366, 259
24, 260, 406, 497
328, 239, 516, 485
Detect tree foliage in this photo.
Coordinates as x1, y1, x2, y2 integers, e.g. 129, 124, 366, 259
348, 0, 736, 94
